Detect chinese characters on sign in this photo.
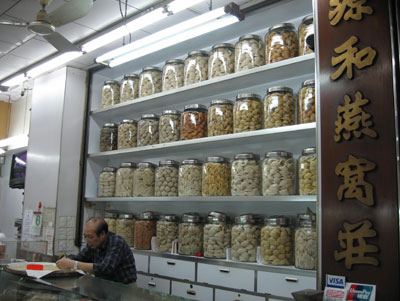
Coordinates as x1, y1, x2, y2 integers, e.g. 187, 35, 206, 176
329, 0, 373, 26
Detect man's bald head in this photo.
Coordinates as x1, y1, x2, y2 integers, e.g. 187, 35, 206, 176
86, 217, 108, 237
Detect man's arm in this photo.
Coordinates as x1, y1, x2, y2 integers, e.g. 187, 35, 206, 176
56, 257, 94, 274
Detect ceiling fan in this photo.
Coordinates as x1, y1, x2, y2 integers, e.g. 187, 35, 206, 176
0, 0, 94, 52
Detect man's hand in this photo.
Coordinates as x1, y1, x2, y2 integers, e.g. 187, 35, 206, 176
56, 257, 74, 270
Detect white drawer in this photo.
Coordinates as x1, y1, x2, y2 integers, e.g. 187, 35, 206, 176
150, 257, 195, 281
134, 254, 149, 272
171, 281, 213, 301
136, 274, 170, 294
257, 271, 316, 298
215, 289, 266, 301
197, 263, 255, 291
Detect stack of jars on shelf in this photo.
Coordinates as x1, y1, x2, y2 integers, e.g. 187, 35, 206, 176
99, 17, 314, 109
97, 148, 317, 198
104, 210, 317, 270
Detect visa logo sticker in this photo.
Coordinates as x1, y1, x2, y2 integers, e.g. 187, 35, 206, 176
326, 274, 346, 289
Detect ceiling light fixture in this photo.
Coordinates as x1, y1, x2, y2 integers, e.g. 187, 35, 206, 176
2, 74, 26, 87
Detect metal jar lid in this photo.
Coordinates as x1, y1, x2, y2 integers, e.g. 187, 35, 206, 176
139, 211, 156, 220
183, 104, 208, 112
206, 156, 228, 163
268, 23, 296, 33
181, 159, 202, 165
301, 15, 314, 26
187, 50, 209, 57
207, 211, 227, 223
103, 122, 118, 128
238, 34, 262, 42
265, 151, 293, 159
142, 66, 162, 72
235, 214, 256, 224
265, 216, 289, 226
236, 93, 262, 101
102, 167, 116, 172
141, 113, 159, 120
297, 214, 316, 222
136, 162, 155, 169
104, 80, 120, 85
159, 160, 179, 167
123, 74, 139, 79
302, 147, 316, 155
159, 214, 178, 222
210, 99, 233, 106
120, 119, 137, 125
105, 212, 118, 218
302, 79, 315, 87
212, 43, 234, 50
162, 109, 181, 116
118, 213, 134, 219
119, 162, 136, 168
165, 59, 184, 65
181, 213, 201, 223
267, 86, 293, 94
234, 153, 258, 160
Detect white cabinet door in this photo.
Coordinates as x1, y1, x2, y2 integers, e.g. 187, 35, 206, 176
257, 271, 316, 298
171, 281, 213, 301
197, 263, 254, 292
134, 254, 148, 273
136, 274, 170, 294
215, 289, 266, 301
150, 257, 196, 281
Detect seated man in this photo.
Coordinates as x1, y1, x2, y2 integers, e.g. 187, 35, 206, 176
56, 217, 136, 284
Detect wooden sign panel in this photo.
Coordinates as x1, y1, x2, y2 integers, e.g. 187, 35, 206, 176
316, 0, 399, 299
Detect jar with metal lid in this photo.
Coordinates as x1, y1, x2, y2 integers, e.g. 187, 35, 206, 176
133, 162, 155, 197
208, 43, 235, 79
231, 153, 261, 196
264, 86, 296, 129
178, 159, 202, 196
101, 80, 120, 108
184, 50, 209, 85
104, 212, 118, 233
265, 23, 298, 64
116, 213, 135, 247
208, 99, 233, 136
178, 213, 203, 255
138, 114, 159, 146
118, 119, 137, 149
159, 110, 181, 143
99, 123, 118, 152
181, 104, 207, 140
162, 59, 184, 91
298, 79, 315, 124
134, 211, 157, 250
139, 66, 162, 97
234, 34, 265, 72
203, 212, 230, 259
115, 162, 135, 197
120, 74, 139, 102
98, 167, 116, 197
262, 151, 295, 196
202, 156, 231, 196
231, 214, 259, 262
157, 214, 179, 252
299, 147, 317, 195
233, 93, 262, 133
155, 160, 179, 196
261, 216, 293, 265
295, 214, 317, 270
298, 15, 314, 56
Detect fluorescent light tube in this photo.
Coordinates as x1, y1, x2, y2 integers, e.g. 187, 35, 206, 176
2, 74, 26, 87
168, 0, 204, 13
0, 135, 28, 148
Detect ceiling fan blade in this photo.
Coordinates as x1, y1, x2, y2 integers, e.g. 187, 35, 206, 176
43, 32, 80, 53
44, 0, 93, 27
0, 20, 27, 27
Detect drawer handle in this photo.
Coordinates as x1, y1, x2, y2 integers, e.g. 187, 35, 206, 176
285, 277, 299, 283
167, 261, 176, 266
186, 290, 196, 296
219, 268, 230, 273
147, 282, 156, 287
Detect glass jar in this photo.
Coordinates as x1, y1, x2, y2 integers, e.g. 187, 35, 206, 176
99, 123, 118, 152
134, 211, 157, 250
208, 99, 233, 136
157, 214, 179, 252
116, 213, 135, 247
178, 213, 203, 255
264, 86, 296, 129
162, 59, 184, 91
120, 74, 139, 102
298, 79, 316, 124
138, 114, 159, 146
261, 216, 293, 265
265, 23, 298, 64
180, 104, 208, 140
178, 159, 202, 196
298, 147, 317, 195
208, 43, 235, 79
231, 153, 261, 196
298, 15, 314, 56
184, 50, 209, 85
203, 212, 230, 259
104, 212, 118, 233
262, 151, 295, 196
231, 214, 259, 262
159, 110, 181, 143
234, 34, 265, 72
139, 66, 162, 97
155, 160, 179, 197
101, 80, 120, 108
202, 156, 231, 196
118, 119, 137, 149
233, 93, 262, 133
133, 162, 155, 197
295, 214, 317, 270
98, 167, 116, 197
115, 162, 135, 197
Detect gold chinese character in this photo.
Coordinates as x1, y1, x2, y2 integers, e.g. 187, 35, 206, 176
329, 0, 373, 26
335, 154, 376, 206
334, 220, 379, 270
331, 36, 376, 80
334, 91, 377, 142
